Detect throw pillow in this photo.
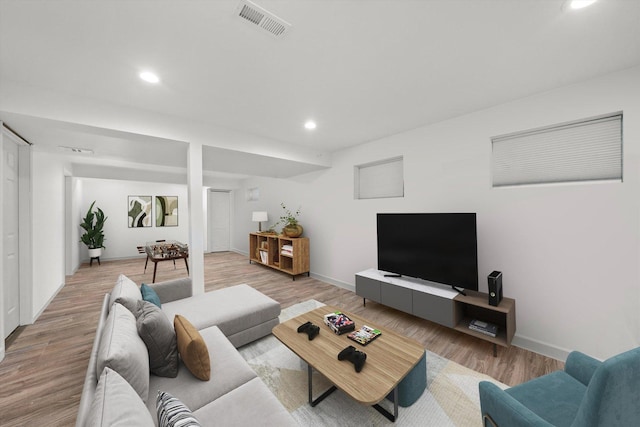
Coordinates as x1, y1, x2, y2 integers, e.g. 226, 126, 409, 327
174, 315, 210, 381
109, 274, 141, 308
156, 391, 202, 427
87, 367, 154, 426
114, 296, 139, 316
114, 298, 179, 377
136, 300, 178, 377
141, 283, 162, 308
96, 302, 150, 402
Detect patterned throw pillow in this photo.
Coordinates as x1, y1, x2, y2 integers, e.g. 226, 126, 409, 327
156, 391, 201, 427
141, 283, 162, 307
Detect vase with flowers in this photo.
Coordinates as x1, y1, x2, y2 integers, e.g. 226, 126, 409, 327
278, 203, 303, 237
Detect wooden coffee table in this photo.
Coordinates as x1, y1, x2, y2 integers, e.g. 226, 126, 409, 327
272, 306, 425, 422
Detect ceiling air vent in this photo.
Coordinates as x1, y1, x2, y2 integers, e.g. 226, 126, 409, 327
59, 146, 94, 155
236, 0, 291, 38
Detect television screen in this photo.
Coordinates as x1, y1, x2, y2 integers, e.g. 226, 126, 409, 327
377, 213, 478, 291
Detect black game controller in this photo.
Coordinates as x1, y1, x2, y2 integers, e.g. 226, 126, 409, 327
337, 345, 367, 372
297, 321, 320, 340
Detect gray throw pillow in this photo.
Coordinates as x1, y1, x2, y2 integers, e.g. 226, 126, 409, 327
88, 367, 154, 426
109, 274, 141, 308
114, 298, 178, 377
136, 300, 178, 377
96, 302, 150, 402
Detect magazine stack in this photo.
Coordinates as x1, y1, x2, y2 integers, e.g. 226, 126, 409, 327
468, 319, 498, 337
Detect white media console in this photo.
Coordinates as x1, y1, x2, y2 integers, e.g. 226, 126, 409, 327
355, 269, 516, 356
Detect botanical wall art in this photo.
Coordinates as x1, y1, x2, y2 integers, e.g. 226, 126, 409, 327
128, 196, 152, 228
156, 196, 178, 227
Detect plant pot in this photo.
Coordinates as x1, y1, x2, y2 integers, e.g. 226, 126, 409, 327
283, 224, 303, 238
88, 248, 102, 258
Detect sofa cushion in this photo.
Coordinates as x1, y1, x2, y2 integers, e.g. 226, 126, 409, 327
109, 274, 141, 308
141, 283, 162, 308
96, 302, 150, 403
174, 315, 210, 381
157, 391, 202, 427
146, 326, 259, 424
193, 378, 297, 427
87, 367, 154, 426
162, 284, 280, 341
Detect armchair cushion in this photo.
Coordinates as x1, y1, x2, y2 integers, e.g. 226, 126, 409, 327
479, 381, 554, 427
506, 372, 585, 427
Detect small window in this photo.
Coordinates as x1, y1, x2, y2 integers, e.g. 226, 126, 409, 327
355, 156, 404, 199
492, 113, 622, 187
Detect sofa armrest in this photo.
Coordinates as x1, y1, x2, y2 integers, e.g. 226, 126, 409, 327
149, 277, 192, 303
564, 351, 601, 386
478, 381, 554, 427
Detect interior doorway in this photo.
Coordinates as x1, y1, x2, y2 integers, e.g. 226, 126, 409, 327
208, 190, 231, 252
3, 132, 20, 338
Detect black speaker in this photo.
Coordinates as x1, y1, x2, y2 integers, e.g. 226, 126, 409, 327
488, 271, 503, 306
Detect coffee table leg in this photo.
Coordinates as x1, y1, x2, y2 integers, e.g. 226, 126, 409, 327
307, 364, 337, 407
373, 387, 399, 422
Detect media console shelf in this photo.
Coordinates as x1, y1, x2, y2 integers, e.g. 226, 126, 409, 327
355, 269, 516, 356
249, 233, 309, 280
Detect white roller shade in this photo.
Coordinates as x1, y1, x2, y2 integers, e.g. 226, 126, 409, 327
355, 156, 404, 199
492, 113, 622, 187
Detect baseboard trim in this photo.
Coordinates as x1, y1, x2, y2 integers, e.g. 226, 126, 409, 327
309, 272, 355, 292
512, 334, 572, 362
32, 281, 65, 323
0, 347, 4, 363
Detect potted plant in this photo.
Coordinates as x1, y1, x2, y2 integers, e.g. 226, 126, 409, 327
278, 203, 303, 237
80, 201, 107, 258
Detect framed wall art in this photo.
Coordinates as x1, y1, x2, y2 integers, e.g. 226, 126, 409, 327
156, 196, 178, 227
128, 196, 152, 228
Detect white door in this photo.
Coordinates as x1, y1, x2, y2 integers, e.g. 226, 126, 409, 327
208, 191, 230, 252
3, 135, 20, 338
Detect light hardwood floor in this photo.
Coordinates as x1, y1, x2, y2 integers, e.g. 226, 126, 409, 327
0, 252, 563, 426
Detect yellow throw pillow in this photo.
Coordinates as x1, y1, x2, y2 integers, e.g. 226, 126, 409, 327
174, 315, 210, 381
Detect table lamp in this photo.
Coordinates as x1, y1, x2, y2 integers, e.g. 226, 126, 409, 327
252, 211, 268, 232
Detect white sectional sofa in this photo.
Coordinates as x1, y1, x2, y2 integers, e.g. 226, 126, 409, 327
76, 275, 296, 426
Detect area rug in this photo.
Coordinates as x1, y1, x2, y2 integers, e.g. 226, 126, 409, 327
238, 300, 507, 426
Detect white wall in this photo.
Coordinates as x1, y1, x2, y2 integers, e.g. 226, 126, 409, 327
78, 179, 190, 261
31, 151, 69, 319
232, 65, 640, 361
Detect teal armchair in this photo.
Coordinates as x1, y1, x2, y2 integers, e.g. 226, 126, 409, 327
479, 346, 640, 427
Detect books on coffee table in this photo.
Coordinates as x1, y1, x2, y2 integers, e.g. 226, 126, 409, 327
348, 325, 382, 346
323, 311, 356, 335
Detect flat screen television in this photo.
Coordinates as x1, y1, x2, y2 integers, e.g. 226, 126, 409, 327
377, 213, 478, 292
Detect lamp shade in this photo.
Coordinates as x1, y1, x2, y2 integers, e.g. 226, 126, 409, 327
252, 211, 268, 222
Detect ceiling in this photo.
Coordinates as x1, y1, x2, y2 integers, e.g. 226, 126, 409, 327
1, 0, 639, 181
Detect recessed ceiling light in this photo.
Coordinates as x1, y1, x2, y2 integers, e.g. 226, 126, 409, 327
567, 0, 597, 10
304, 120, 317, 130
139, 71, 160, 84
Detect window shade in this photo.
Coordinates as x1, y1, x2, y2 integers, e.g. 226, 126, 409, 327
492, 113, 622, 187
355, 156, 404, 199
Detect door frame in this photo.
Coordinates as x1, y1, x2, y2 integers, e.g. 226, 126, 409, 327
1, 123, 33, 361
207, 189, 232, 253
